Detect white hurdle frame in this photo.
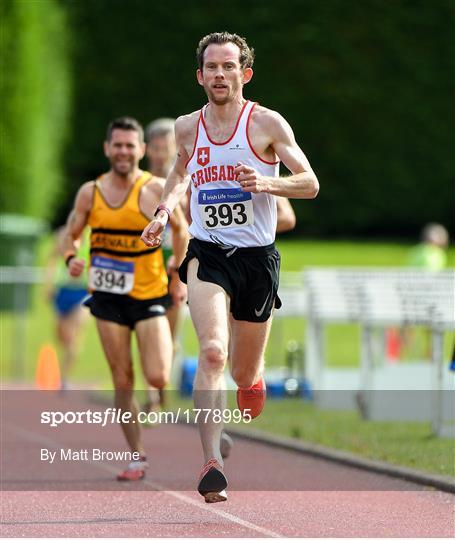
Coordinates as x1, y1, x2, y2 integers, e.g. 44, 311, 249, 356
304, 268, 455, 436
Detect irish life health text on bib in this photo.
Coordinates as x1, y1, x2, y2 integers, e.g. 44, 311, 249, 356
198, 188, 254, 230
89, 256, 134, 294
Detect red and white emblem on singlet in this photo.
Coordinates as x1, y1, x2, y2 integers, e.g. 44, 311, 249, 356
197, 147, 210, 167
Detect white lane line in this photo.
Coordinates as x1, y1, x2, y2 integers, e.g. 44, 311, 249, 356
8, 424, 282, 538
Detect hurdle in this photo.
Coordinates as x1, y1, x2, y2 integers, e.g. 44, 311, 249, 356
304, 268, 455, 436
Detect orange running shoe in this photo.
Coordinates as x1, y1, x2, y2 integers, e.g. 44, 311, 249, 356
116, 457, 148, 481
197, 458, 228, 503
236, 376, 266, 419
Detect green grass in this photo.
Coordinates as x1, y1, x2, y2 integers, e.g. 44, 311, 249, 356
89, 389, 455, 477
150, 393, 454, 478
2, 236, 454, 477
277, 237, 455, 269
236, 399, 455, 478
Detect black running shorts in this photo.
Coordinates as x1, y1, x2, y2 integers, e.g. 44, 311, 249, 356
84, 292, 171, 329
178, 238, 282, 323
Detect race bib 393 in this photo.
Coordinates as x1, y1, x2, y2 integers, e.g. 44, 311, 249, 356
198, 188, 254, 229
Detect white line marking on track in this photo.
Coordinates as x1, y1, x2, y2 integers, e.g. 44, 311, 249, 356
9, 424, 282, 538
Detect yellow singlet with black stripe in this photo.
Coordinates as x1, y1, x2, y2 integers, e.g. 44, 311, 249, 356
87, 172, 168, 300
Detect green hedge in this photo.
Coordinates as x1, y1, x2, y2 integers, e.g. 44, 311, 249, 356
0, 0, 71, 220
40, 1, 455, 236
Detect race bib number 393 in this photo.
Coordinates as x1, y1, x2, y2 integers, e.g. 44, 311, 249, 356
198, 188, 254, 229
89, 256, 134, 294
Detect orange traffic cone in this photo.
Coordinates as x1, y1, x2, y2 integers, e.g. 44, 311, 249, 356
35, 344, 61, 390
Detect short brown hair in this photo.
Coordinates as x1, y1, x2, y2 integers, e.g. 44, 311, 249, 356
106, 117, 144, 142
145, 118, 175, 143
196, 32, 255, 71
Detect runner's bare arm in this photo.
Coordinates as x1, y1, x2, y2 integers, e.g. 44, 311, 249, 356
139, 177, 188, 304
167, 205, 189, 305
61, 182, 94, 276
141, 114, 195, 247
169, 204, 189, 268
276, 197, 296, 233
235, 111, 319, 199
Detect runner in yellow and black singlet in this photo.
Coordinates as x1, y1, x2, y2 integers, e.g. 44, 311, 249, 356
87, 170, 168, 312
61, 117, 188, 481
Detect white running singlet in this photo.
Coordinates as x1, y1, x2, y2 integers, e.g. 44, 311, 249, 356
186, 100, 280, 248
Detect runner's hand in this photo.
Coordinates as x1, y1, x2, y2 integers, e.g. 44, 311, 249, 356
235, 162, 269, 193
68, 257, 85, 278
141, 218, 164, 248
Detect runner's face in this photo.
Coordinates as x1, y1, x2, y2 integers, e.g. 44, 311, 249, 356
146, 133, 176, 176
198, 43, 249, 105
104, 129, 145, 176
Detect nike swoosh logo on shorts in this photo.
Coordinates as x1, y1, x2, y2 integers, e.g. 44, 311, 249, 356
148, 305, 165, 314
254, 292, 271, 317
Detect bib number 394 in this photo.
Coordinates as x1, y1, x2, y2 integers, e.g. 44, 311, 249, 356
89, 256, 134, 294
198, 188, 254, 229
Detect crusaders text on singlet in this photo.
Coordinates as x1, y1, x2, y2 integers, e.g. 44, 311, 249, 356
87, 172, 168, 300
186, 100, 280, 247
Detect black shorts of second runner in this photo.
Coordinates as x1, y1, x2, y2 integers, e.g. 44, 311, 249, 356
84, 291, 172, 329
178, 238, 282, 323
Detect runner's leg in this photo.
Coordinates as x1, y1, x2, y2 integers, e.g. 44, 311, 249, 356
229, 316, 273, 388
167, 303, 182, 345
144, 304, 181, 412
161, 303, 182, 406
187, 259, 230, 464
135, 315, 173, 391
96, 318, 145, 456
229, 317, 272, 419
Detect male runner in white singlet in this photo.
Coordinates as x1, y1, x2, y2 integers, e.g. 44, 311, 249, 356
142, 32, 319, 503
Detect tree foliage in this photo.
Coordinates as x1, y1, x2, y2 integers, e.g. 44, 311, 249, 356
53, 1, 455, 236
0, 0, 71, 220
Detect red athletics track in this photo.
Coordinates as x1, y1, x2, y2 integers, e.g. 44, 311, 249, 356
1, 390, 454, 537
